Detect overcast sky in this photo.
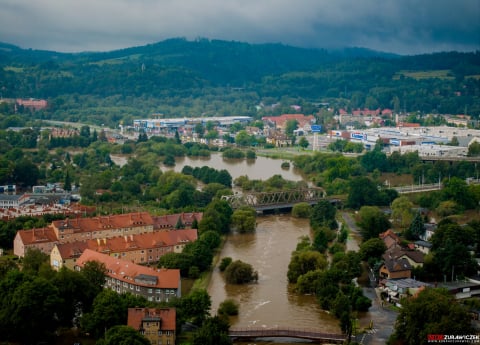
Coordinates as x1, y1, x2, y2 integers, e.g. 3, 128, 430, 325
1, 0, 479, 55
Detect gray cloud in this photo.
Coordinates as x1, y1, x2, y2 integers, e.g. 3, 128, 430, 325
0, 0, 478, 54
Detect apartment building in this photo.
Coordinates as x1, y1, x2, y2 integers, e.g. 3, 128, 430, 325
50, 228, 197, 270
76, 249, 181, 302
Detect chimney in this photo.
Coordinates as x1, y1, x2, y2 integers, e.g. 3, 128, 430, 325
97, 238, 100, 246
103, 238, 107, 245
130, 234, 133, 241
124, 235, 128, 243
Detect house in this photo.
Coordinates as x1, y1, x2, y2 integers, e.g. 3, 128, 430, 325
379, 257, 412, 279
414, 240, 433, 254
379, 278, 431, 305
379, 241, 426, 279
379, 229, 401, 249
50, 228, 198, 270
75, 249, 181, 302
14, 226, 59, 257
128, 307, 176, 345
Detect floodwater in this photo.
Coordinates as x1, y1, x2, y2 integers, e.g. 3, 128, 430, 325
208, 215, 340, 344
166, 153, 306, 181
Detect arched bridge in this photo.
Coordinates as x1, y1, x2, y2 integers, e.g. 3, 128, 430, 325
221, 187, 325, 211
228, 327, 346, 344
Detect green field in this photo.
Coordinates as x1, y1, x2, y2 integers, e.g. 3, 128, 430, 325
394, 69, 454, 80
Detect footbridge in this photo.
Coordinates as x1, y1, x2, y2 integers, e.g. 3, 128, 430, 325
228, 327, 346, 344
221, 187, 325, 211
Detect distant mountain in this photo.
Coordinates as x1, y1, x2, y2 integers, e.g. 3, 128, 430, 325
0, 38, 478, 126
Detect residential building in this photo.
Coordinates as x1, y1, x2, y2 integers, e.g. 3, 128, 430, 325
379, 257, 412, 279
13, 227, 59, 257
14, 212, 200, 258
152, 212, 202, 230
51, 212, 155, 242
50, 228, 197, 270
76, 249, 181, 302
128, 308, 176, 345
262, 114, 315, 133
379, 229, 401, 249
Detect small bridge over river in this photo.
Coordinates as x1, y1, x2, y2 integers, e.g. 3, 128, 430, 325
221, 187, 325, 211
228, 327, 346, 344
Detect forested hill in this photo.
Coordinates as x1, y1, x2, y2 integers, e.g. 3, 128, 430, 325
0, 38, 479, 126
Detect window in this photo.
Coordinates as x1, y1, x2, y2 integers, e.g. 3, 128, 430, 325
156, 289, 161, 294
148, 288, 153, 294
136, 285, 140, 291
130, 284, 134, 290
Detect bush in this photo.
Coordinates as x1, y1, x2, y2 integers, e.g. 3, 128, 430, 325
219, 257, 232, 272
218, 299, 239, 316
292, 202, 312, 218
224, 260, 258, 284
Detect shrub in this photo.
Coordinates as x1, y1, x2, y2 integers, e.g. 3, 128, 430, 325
218, 299, 239, 316
219, 257, 232, 272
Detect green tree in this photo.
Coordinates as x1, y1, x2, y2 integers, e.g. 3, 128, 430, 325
405, 212, 425, 240
391, 196, 414, 229
81, 289, 125, 338
292, 202, 312, 218
179, 289, 211, 326
97, 325, 150, 345
219, 257, 232, 272
357, 206, 391, 240
310, 200, 337, 229
298, 136, 309, 149
235, 130, 253, 147
285, 119, 298, 137
22, 248, 49, 275
80, 260, 107, 296
224, 260, 258, 284
287, 250, 328, 283
390, 288, 474, 345
64, 168, 72, 191
218, 298, 239, 316
359, 238, 387, 264
192, 315, 232, 345
231, 206, 256, 233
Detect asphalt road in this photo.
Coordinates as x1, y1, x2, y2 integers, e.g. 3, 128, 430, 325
341, 212, 398, 345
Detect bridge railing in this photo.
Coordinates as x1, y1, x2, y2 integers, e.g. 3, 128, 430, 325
229, 327, 346, 341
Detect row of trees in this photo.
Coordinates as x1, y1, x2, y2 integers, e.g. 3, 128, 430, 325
287, 200, 371, 336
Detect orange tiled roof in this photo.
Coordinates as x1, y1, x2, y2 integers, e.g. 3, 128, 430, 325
76, 249, 180, 289
17, 226, 58, 245
52, 212, 154, 233
128, 307, 176, 331
56, 229, 197, 259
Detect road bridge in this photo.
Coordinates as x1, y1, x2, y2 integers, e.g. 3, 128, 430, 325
221, 187, 325, 211
228, 327, 346, 344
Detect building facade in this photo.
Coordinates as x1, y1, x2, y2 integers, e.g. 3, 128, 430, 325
128, 308, 176, 345
50, 228, 197, 270
76, 249, 181, 302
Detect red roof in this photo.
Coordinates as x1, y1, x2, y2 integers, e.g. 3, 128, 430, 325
52, 212, 154, 233
17, 226, 58, 245
128, 307, 176, 331
56, 229, 197, 259
76, 249, 180, 289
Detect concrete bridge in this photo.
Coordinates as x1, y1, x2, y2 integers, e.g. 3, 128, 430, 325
221, 187, 325, 211
228, 327, 346, 343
